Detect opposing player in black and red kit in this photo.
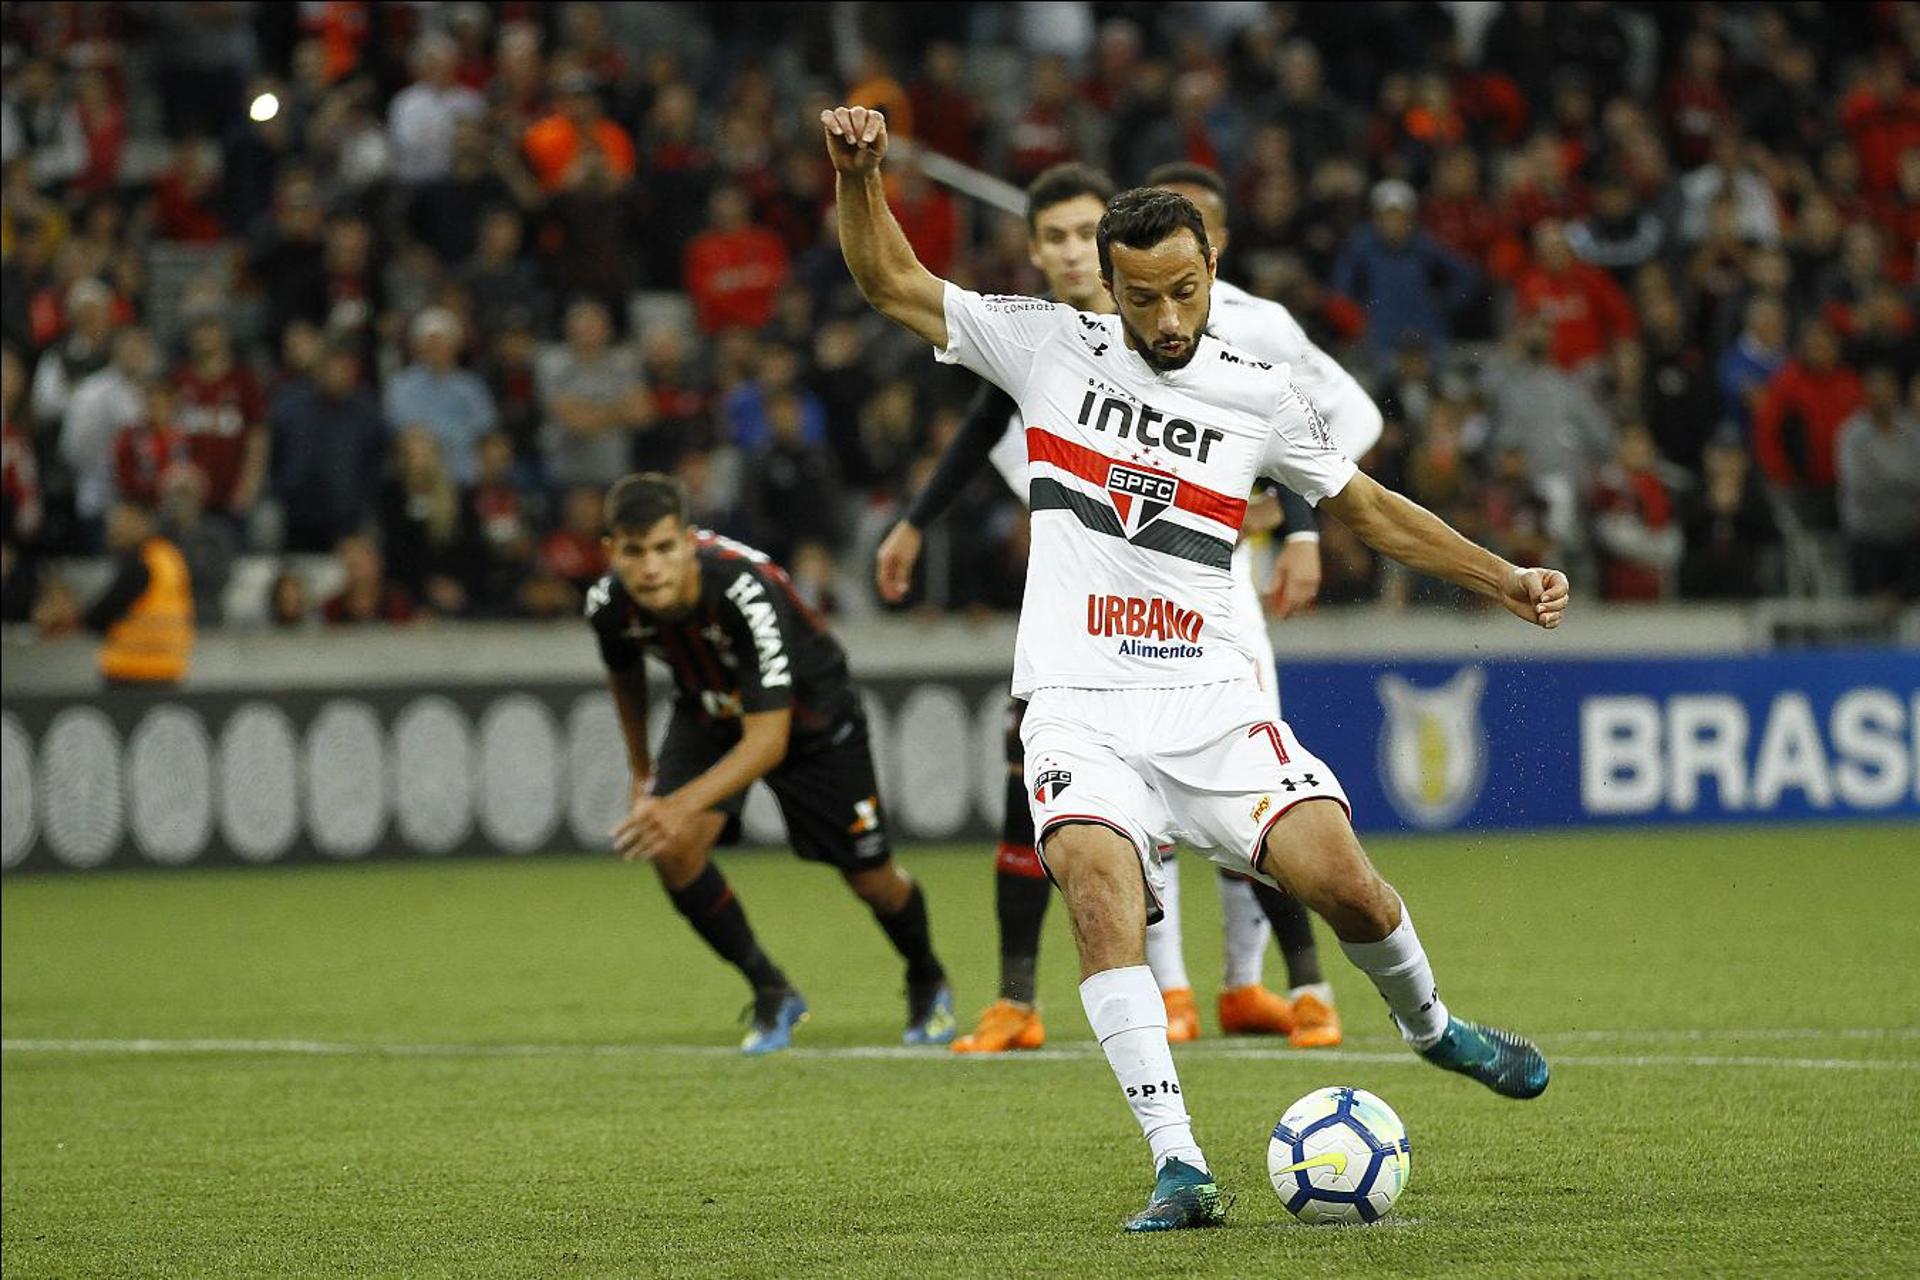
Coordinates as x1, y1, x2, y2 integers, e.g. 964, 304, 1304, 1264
588, 473, 956, 1055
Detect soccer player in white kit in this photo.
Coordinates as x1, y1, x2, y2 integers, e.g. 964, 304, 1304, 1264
825, 105, 1566, 1232
875, 163, 1339, 1053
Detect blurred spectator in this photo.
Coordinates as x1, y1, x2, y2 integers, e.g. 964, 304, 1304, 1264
1514, 219, 1639, 374
1639, 289, 1718, 472
537, 298, 652, 489
322, 533, 418, 625
684, 186, 790, 333
463, 432, 541, 616
36, 501, 196, 685
268, 569, 312, 629
522, 70, 635, 194
726, 345, 827, 454
248, 170, 328, 345
1751, 319, 1865, 525
1836, 367, 1920, 599
1838, 56, 1920, 199
388, 32, 486, 186
847, 46, 914, 137
151, 139, 226, 242
383, 308, 496, 487
1271, 42, 1349, 177
1717, 294, 1789, 436
1477, 445, 1557, 570
479, 308, 544, 469
537, 484, 609, 597
29, 277, 118, 432
1487, 316, 1615, 546
636, 82, 715, 288
459, 206, 548, 337
159, 465, 237, 626
1677, 131, 1781, 247
741, 388, 844, 565
113, 381, 189, 509
908, 42, 982, 165
1008, 55, 1097, 184
1679, 435, 1780, 600
889, 161, 959, 278
2, 59, 88, 190
1591, 422, 1684, 601
1136, 70, 1243, 185
410, 120, 535, 269
637, 325, 710, 470
1423, 146, 1517, 282
2, 345, 41, 620
379, 427, 467, 616
171, 313, 268, 525
61, 326, 157, 535
270, 343, 385, 553
1331, 179, 1478, 363
1567, 174, 1666, 280
1660, 31, 1732, 170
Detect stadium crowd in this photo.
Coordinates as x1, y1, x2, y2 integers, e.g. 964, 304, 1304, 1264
2, 0, 1917, 633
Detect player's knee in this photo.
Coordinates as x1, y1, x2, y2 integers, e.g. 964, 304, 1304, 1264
651, 844, 708, 891
845, 862, 907, 910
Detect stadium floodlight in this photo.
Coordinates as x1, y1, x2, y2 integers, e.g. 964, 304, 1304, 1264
249, 92, 280, 123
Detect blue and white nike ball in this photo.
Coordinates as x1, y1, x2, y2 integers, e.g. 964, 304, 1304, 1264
1268, 1086, 1412, 1224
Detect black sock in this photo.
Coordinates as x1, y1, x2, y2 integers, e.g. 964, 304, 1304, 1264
1253, 879, 1324, 988
995, 869, 1049, 1003
875, 881, 945, 988
668, 864, 787, 993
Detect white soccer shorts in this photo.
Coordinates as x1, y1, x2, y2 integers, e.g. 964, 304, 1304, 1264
1021, 677, 1350, 917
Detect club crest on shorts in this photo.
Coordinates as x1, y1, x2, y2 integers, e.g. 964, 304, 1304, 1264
1376, 667, 1487, 829
1105, 463, 1176, 537
1033, 766, 1073, 804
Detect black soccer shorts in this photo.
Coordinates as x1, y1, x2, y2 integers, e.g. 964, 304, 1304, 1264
652, 705, 893, 873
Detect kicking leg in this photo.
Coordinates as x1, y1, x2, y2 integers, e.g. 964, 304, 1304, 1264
1144, 853, 1199, 1041
846, 862, 955, 1045
651, 815, 805, 1056
1045, 823, 1223, 1232
1257, 800, 1548, 1099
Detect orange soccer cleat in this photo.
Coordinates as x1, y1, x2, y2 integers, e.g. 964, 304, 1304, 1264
1217, 983, 1298, 1036
1162, 987, 1201, 1043
1289, 990, 1343, 1048
951, 999, 1047, 1054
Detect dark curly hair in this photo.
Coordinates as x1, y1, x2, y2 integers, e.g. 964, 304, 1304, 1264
1096, 188, 1212, 281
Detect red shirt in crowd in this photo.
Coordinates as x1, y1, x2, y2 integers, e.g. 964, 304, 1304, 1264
172, 363, 265, 509
2, 415, 43, 539
539, 528, 606, 587
1513, 260, 1638, 370
1424, 196, 1520, 278
890, 181, 958, 278
1592, 464, 1677, 601
1751, 361, 1866, 491
113, 419, 189, 508
323, 584, 419, 625
1840, 81, 1920, 198
682, 224, 789, 333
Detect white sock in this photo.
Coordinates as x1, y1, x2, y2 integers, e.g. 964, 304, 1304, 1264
1218, 873, 1270, 989
1288, 982, 1335, 1004
1338, 898, 1450, 1048
1144, 855, 1190, 992
1080, 965, 1207, 1174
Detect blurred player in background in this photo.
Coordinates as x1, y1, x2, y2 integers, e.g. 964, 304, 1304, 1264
829, 105, 1561, 1231
589, 473, 955, 1055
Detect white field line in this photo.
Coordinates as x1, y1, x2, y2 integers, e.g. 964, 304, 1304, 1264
3, 1035, 1917, 1073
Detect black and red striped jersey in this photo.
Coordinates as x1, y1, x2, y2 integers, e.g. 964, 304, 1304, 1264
586, 531, 856, 745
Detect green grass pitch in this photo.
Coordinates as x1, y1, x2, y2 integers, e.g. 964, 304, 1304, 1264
5, 824, 1917, 1277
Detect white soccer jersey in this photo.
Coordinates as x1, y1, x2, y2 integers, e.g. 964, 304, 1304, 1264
1209, 278, 1384, 461
936, 283, 1356, 697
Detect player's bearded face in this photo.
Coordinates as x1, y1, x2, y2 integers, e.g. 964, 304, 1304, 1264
606, 516, 698, 616
1106, 234, 1216, 372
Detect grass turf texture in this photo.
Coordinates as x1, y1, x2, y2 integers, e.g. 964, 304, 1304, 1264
4, 825, 1917, 1278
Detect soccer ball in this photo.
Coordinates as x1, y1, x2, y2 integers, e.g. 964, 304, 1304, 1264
1268, 1086, 1411, 1224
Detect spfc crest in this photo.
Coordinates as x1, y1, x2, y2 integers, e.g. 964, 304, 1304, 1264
1105, 463, 1177, 537
1376, 667, 1487, 829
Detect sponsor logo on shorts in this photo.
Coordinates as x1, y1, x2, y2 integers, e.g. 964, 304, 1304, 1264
847, 795, 881, 835
1251, 795, 1272, 824
1089, 593, 1207, 659
1034, 767, 1072, 804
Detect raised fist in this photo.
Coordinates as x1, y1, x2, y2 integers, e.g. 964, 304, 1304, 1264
821, 105, 889, 175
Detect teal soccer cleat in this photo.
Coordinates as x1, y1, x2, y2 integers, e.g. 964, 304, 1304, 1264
1419, 1016, 1550, 1099
1123, 1158, 1227, 1233
740, 988, 808, 1056
902, 983, 958, 1046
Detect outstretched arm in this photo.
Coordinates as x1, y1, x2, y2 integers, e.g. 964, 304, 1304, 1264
1319, 472, 1569, 629
821, 106, 948, 348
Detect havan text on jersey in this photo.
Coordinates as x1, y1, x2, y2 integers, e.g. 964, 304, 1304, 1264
722, 571, 792, 688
